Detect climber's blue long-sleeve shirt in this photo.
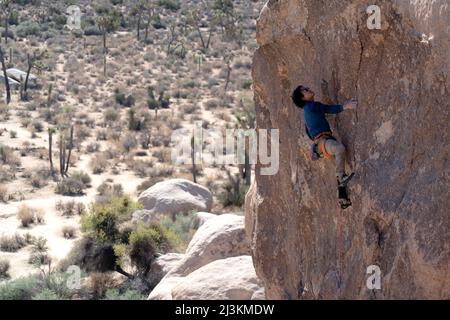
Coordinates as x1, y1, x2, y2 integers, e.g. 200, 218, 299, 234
304, 101, 344, 140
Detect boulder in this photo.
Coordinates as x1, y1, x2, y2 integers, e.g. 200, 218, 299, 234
248, 0, 450, 299
193, 211, 217, 228
171, 256, 265, 300
135, 179, 213, 220
168, 214, 250, 277
148, 253, 184, 286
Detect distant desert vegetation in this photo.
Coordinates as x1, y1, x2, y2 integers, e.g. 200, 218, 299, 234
0, 0, 263, 300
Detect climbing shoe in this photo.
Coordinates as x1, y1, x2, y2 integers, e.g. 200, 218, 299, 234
338, 172, 355, 188
338, 185, 352, 209
339, 198, 352, 210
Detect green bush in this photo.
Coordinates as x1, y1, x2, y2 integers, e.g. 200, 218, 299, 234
157, 0, 180, 11
104, 288, 145, 300
81, 196, 142, 242
16, 21, 41, 37
32, 288, 60, 300
0, 272, 80, 300
55, 178, 85, 196
84, 26, 102, 36
159, 212, 197, 251
55, 172, 91, 196
0, 276, 40, 300
0, 259, 10, 279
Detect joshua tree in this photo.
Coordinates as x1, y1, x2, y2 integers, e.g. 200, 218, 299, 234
131, 0, 145, 41
191, 136, 197, 183
23, 50, 46, 100
0, 46, 10, 104
97, 10, 121, 77
1, 0, 11, 44
143, 2, 155, 43
48, 127, 55, 176
223, 53, 233, 94
58, 125, 74, 177
235, 99, 256, 186
187, 9, 215, 53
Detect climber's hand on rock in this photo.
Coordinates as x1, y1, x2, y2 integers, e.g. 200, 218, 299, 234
344, 99, 357, 110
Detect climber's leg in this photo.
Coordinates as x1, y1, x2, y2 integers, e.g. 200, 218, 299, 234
324, 139, 346, 180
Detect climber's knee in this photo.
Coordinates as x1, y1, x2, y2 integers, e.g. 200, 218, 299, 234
335, 143, 346, 155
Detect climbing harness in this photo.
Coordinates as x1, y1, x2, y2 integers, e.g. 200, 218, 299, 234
309, 131, 335, 161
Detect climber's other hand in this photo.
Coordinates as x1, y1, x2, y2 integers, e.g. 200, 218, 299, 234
344, 99, 357, 110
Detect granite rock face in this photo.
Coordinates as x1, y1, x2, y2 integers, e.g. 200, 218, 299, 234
248, 0, 449, 299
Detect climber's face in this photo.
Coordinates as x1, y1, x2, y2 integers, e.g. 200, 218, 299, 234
302, 87, 315, 101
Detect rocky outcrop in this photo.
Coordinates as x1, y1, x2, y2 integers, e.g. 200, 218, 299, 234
171, 256, 265, 300
148, 253, 184, 287
135, 179, 213, 221
167, 214, 250, 277
148, 214, 263, 300
248, 0, 449, 299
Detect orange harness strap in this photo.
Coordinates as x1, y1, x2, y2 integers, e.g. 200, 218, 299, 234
313, 131, 334, 161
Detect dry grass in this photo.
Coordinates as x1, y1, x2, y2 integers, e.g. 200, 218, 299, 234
17, 205, 35, 228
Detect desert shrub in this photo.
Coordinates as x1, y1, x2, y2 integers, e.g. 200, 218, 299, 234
125, 226, 158, 274
55, 171, 91, 196
96, 182, 123, 203
28, 237, 50, 266
88, 272, 117, 300
241, 79, 253, 89
0, 271, 80, 300
31, 288, 60, 300
153, 147, 171, 163
0, 275, 40, 300
114, 89, 135, 107
103, 108, 119, 124
90, 153, 109, 174
31, 119, 44, 132
159, 212, 196, 251
86, 142, 100, 153
35, 210, 45, 224
204, 98, 220, 110
9, 130, 17, 138
220, 174, 250, 208
84, 26, 102, 36
96, 129, 108, 141
73, 171, 92, 186
55, 178, 85, 196
56, 200, 73, 216
0, 185, 7, 202
81, 196, 142, 242
157, 0, 180, 12
17, 205, 35, 228
121, 134, 137, 153
0, 144, 21, 167
0, 259, 10, 279
0, 234, 26, 252
104, 288, 145, 300
16, 21, 41, 37
60, 224, 76, 238
59, 237, 116, 273
30, 168, 52, 188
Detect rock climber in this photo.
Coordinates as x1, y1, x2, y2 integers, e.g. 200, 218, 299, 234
291, 85, 357, 208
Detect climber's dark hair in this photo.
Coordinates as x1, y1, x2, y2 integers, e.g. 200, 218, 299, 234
291, 85, 308, 109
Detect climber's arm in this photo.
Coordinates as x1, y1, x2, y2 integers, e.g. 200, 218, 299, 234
314, 99, 357, 113
314, 102, 344, 114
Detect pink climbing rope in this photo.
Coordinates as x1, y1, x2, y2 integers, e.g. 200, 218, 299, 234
337, 205, 344, 296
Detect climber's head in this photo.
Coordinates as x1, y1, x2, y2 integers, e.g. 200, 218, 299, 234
292, 85, 315, 108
